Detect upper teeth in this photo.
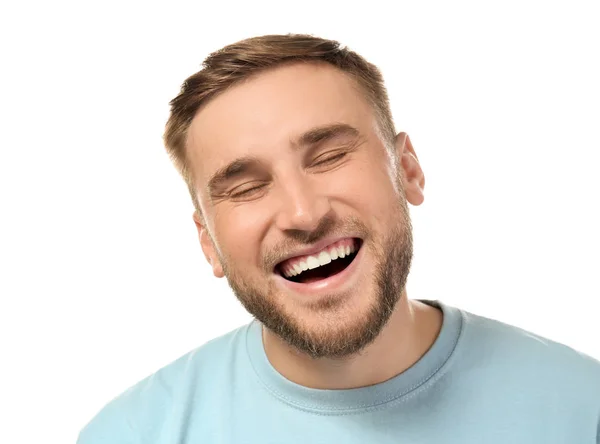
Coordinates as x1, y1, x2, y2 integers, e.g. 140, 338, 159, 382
282, 243, 356, 278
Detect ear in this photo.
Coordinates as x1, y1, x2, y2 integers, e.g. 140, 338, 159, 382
192, 211, 225, 278
394, 132, 425, 206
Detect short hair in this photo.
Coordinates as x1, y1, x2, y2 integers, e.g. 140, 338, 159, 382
164, 34, 396, 215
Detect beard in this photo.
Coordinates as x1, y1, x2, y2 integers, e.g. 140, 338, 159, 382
219, 199, 414, 360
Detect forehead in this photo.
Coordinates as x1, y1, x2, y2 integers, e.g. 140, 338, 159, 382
187, 62, 376, 183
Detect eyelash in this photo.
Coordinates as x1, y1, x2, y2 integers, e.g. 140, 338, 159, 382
312, 151, 348, 167
230, 184, 266, 199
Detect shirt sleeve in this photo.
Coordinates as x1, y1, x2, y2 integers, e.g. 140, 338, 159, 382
76, 400, 137, 444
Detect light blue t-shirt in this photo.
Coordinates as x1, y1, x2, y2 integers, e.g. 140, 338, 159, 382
78, 301, 600, 443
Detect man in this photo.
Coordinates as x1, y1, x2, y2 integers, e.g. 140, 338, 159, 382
78, 34, 600, 443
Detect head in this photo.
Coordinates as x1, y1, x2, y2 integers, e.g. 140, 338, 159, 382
164, 34, 425, 359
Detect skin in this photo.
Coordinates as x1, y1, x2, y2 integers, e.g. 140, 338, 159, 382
187, 62, 443, 389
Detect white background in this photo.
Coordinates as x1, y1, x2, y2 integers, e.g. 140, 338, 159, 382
1, 1, 599, 442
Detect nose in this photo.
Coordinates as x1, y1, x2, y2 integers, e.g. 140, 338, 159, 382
274, 173, 333, 233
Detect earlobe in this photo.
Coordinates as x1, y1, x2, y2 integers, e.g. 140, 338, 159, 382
395, 133, 426, 206
193, 211, 225, 278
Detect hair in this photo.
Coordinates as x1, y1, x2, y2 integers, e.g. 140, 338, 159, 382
163, 34, 396, 217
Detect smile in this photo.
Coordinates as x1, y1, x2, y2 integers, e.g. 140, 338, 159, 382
275, 238, 363, 285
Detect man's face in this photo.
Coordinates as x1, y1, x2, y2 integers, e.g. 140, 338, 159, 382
187, 62, 424, 358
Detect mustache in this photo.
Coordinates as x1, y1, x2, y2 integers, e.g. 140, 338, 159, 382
262, 215, 369, 271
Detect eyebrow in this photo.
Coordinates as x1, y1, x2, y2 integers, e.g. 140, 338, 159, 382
207, 156, 264, 195
293, 123, 360, 150
206, 123, 361, 195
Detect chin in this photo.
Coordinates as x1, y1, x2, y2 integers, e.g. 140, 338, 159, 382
275, 286, 387, 359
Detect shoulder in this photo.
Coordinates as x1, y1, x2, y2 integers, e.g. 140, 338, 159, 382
456, 307, 600, 394
77, 322, 252, 444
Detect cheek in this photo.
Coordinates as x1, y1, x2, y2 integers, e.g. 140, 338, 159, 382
213, 206, 269, 265
338, 159, 399, 220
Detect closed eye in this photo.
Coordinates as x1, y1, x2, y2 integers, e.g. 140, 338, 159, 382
312, 151, 349, 167
229, 183, 268, 200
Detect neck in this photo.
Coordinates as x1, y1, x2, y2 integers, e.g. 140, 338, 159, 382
261, 295, 443, 390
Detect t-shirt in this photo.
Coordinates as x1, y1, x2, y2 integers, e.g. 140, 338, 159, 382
77, 301, 600, 443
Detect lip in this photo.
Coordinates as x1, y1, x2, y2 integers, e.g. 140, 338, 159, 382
274, 236, 359, 269
273, 240, 365, 295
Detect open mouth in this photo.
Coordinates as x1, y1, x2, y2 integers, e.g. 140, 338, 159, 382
275, 238, 362, 284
